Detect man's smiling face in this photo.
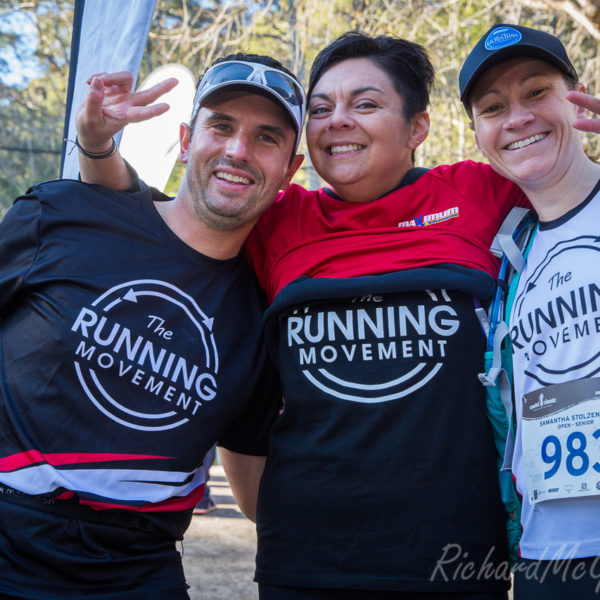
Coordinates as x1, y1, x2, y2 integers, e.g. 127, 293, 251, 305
180, 89, 300, 231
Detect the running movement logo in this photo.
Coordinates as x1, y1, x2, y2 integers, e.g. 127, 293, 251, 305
70, 279, 218, 431
287, 290, 459, 403
510, 235, 600, 387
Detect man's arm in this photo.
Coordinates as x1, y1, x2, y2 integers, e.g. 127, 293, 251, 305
219, 448, 266, 522
76, 72, 177, 189
0, 192, 42, 319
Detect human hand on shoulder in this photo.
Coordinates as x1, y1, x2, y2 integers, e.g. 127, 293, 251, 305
75, 71, 179, 153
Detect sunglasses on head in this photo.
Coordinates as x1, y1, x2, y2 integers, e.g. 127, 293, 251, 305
192, 61, 306, 148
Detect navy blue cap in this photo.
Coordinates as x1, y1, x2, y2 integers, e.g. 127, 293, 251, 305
459, 24, 578, 105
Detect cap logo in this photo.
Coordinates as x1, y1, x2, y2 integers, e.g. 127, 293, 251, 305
484, 27, 522, 51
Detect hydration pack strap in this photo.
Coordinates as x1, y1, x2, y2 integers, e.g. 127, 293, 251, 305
478, 206, 537, 467
490, 206, 531, 272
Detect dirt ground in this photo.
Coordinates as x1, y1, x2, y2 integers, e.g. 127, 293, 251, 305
181, 465, 259, 600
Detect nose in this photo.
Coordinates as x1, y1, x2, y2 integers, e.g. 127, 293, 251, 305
328, 104, 354, 129
224, 131, 251, 161
504, 102, 534, 130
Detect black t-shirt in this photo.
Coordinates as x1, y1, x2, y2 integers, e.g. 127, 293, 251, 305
255, 268, 509, 592
0, 179, 279, 539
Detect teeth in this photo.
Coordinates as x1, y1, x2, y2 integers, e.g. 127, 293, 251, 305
330, 144, 365, 155
506, 133, 547, 150
216, 171, 251, 184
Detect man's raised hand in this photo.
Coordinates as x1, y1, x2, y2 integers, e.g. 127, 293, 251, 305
75, 71, 179, 153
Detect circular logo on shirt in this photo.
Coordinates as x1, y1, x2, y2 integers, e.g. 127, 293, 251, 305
510, 235, 600, 387
70, 279, 219, 431
286, 290, 462, 403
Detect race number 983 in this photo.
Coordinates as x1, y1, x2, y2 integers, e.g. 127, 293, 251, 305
542, 429, 600, 479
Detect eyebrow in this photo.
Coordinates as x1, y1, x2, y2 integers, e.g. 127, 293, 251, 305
474, 71, 552, 102
205, 112, 289, 140
310, 85, 384, 102
258, 123, 288, 140
205, 112, 234, 124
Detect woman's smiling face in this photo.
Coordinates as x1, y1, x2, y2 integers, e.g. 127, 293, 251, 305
470, 57, 584, 194
306, 57, 429, 203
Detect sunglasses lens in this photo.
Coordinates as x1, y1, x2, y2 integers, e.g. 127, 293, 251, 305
264, 71, 301, 106
205, 63, 255, 86
194, 61, 304, 135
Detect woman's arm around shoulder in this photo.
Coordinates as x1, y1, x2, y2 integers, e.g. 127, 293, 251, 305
219, 447, 266, 522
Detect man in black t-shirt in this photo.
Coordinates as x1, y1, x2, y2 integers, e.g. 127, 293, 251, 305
0, 54, 304, 598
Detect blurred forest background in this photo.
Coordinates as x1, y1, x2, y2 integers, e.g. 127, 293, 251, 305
2, 0, 600, 216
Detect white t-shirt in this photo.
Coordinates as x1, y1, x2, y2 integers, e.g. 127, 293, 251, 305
510, 184, 600, 559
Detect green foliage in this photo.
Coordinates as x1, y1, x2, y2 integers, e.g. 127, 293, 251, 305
0, 0, 72, 215
2, 0, 600, 214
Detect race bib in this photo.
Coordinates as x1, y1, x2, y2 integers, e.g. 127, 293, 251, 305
521, 377, 600, 504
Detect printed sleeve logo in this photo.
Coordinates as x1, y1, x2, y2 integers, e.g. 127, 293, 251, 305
485, 27, 522, 51
70, 279, 219, 431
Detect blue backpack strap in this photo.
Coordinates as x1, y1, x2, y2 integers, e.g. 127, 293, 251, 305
477, 206, 538, 565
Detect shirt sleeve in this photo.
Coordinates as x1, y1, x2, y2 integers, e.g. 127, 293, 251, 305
243, 227, 267, 291
0, 192, 41, 319
217, 352, 282, 456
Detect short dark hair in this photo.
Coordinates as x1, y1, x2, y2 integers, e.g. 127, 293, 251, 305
190, 52, 299, 134
308, 32, 434, 122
